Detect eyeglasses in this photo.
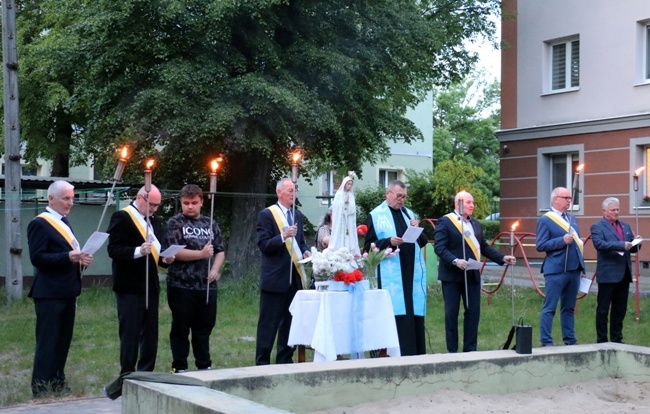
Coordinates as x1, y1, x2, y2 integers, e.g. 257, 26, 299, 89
555, 196, 572, 201
139, 195, 160, 208
388, 190, 407, 200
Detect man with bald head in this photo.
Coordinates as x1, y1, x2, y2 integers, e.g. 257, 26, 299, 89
107, 185, 175, 374
435, 191, 515, 353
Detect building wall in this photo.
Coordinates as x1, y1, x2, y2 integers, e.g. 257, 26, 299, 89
499, 0, 650, 266
514, 0, 650, 128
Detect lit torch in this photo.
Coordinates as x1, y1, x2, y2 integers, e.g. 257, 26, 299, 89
143, 158, 155, 309
510, 221, 520, 249
144, 159, 154, 193
97, 146, 130, 232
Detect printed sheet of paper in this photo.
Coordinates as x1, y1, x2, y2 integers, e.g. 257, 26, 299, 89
298, 256, 313, 264
160, 244, 186, 258
402, 226, 424, 243
579, 277, 592, 294
81, 232, 109, 254
467, 258, 483, 270
632, 237, 643, 247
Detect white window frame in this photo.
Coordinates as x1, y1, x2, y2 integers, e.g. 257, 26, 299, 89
378, 169, 401, 188
319, 171, 335, 205
645, 23, 650, 81
537, 145, 584, 213
547, 37, 580, 93
630, 137, 650, 214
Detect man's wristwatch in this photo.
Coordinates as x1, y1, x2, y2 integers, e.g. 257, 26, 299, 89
452, 259, 458, 266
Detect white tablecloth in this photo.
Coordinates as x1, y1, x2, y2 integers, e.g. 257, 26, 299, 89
288, 289, 401, 362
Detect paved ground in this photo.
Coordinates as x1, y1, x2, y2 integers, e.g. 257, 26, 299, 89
0, 397, 121, 414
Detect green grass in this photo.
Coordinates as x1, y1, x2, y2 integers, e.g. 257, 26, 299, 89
2, 279, 650, 407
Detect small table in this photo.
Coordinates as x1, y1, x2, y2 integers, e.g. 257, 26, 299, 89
288, 289, 401, 362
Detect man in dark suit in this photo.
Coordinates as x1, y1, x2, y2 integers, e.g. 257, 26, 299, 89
107, 185, 174, 375
536, 186, 585, 347
255, 177, 310, 365
27, 180, 94, 397
590, 197, 641, 343
434, 191, 515, 353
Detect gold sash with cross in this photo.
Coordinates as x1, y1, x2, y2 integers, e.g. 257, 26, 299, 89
444, 213, 480, 260
268, 205, 307, 288
123, 205, 160, 263
543, 211, 584, 255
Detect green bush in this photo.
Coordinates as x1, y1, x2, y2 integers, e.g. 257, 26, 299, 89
479, 219, 501, 242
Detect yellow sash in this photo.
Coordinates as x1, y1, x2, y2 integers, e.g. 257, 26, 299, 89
123, 205, 160, 263
269, 205, 307, 288
543, 212, 584, 255
444, 213, 479, 260
37, 213, 77, 250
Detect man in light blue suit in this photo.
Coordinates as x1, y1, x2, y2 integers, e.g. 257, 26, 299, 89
536, 187, 585, 347
590, 197, 641, 343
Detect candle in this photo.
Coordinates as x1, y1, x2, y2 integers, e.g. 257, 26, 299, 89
510, 221, 520, 246
291, 150, 301, 183
572, 163, 584, 190
144, 159, 154, 192
113, 146, 129, 181
209, 159, 219, 194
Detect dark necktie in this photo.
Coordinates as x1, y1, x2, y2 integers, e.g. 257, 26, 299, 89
287, 209, 294, 226
561, 213, 568, 223
61, 216, 72, 229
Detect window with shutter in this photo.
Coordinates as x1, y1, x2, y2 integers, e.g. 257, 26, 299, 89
549, 37, 580, 92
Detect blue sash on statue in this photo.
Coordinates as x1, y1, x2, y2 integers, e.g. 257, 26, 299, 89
370, 202, 426, 316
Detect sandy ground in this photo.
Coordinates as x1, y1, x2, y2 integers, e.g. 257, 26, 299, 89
311, 378, 650, 414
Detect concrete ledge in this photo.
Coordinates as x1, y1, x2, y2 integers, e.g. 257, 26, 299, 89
122, 380, 292, 413
124, 343, 650, 413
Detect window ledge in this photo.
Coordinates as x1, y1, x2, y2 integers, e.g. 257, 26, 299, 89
541, 87, 580, 97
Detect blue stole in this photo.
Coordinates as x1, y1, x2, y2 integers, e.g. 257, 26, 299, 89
370, 202, 426, 316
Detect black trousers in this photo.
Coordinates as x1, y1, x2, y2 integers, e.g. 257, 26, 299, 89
167, 285, 217, 370
116, 293, 158, 374
441, 280, 481, 353
395, 314, 426, 356
255, 281, 299, 365
596, 275, 631, 343
32, 298, 76, 395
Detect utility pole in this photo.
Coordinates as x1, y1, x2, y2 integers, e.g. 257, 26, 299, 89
3, 0, 23, 301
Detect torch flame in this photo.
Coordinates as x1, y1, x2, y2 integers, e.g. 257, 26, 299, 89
511, 221, 520, 232
291, 150, 301, 164
635, 166, 645, 176
211, 159, 219, 172
576, 163, 584, 173
145, 159, 155, 169
120, 146, 128, 160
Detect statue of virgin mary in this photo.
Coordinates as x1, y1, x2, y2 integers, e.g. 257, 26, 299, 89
329, 172, 360, 256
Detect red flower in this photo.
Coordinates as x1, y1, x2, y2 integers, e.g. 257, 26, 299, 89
335, 269, 364, 285
356, 224, 368, 236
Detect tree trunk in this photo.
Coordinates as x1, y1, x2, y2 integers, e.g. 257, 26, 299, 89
226, 150, 272, 280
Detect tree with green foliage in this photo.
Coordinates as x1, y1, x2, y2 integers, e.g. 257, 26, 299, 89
407, 155, 491, 219
11, 0, 500, 277
432, 75, 501, 198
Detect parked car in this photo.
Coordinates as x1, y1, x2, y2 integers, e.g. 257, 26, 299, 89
484, 212, 500, 220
